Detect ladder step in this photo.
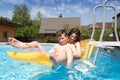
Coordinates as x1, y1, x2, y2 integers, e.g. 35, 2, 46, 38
90, 41, 120, 47
82, 60, 95, 68
75, 60, 95, 73
75, 64, 89, 73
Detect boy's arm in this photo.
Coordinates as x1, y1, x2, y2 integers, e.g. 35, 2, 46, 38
66, 46, 73, 67
49, 44, 57, 56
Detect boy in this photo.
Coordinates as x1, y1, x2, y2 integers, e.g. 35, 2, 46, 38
8, 29, 73, 68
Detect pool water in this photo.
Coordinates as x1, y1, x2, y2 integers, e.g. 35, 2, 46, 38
0, 44, 120, 80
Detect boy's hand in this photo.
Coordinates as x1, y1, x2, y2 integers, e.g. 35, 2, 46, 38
66, 46, 73, 67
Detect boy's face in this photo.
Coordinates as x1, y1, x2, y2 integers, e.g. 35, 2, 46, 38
57, 34, 68, 45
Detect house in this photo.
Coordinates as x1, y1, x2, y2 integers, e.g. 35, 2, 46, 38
0, 20, 20, 42
117, 13, 120, 27
88, 22, 114, 29
113, 12, 120, 27
39, 17, 80, 36
88, 12, 120, 29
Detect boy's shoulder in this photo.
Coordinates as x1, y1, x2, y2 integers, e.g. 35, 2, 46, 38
54, 43, 72, 47
65, 43, 73, 47
66, 43, 72, 46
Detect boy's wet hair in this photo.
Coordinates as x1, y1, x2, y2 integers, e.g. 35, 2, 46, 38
56, 29, 68, 37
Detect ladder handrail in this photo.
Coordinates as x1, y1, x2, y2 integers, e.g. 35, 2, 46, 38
91, 5, 119, 42
85, 0, 119, 65
90, 5, 102, 40
93, 5, 119, 65
85, 5, 102, 60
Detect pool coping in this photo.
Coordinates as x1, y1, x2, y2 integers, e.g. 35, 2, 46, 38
0, 42, 9, 45
0, 42, 57, 45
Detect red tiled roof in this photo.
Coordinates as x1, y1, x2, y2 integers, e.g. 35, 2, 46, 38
89, 22, 114, 28
0, 20, 21, 27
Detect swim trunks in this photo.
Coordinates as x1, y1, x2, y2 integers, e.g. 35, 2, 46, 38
50, 56, 58, 69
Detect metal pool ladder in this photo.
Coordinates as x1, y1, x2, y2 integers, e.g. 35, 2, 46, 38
84, 0, 120, 67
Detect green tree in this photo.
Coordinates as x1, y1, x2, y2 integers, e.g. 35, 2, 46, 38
63, 24, 71, 33
0, 16, 11, 22
12, 4, 30, 26
37, 11, 42, 26
76, 25, 91, 39
30, 20, 40, 37
116, 26, 120, 40
104, 27, 113, 41
12, 4, 43, 38
15, 18, 42, 37
15, 21, 40, 37
93, 27, 113, 41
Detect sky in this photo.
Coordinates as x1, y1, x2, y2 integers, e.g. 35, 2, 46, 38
0, 0, 120, 25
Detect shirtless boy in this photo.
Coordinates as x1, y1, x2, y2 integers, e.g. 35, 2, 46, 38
8, 29, 73, 68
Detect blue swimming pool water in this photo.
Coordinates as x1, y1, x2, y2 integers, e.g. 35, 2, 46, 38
0, 44, 120, 80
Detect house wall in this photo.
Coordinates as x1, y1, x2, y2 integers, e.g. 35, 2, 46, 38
117, 17, 120, 27
0, 24, 15, 42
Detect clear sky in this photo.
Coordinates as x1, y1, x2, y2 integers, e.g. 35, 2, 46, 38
0, 0, 120, 25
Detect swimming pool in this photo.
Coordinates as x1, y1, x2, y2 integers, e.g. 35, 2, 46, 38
0, 43, 120, 80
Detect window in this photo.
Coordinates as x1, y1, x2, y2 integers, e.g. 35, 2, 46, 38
2, 31, 7, 39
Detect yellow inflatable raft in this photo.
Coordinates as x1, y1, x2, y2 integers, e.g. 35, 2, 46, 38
7, 39, 94, 66
80, 39, 95, 59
